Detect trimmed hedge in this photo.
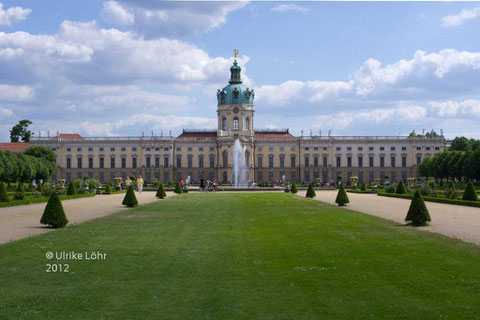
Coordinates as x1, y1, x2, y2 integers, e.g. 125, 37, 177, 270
405, 191, 431, 226
377, 192, 480, 208
122, 186, 138, 207
290, 182, 298, 194
105, 182, 113, 194
174, 182, 183, 194
0, 193, 94, 208
156, 183, 167, 199
305, 183, 316, 198
395, 181, 407, 194
66, 182, 76, 195
0, 182, 9, 202
40, 192, 68, 228
463, 182, 478, 201
14, 183, 25, 200
335, 185, 350, 206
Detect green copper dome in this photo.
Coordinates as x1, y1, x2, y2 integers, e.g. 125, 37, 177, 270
217, 61, 254, 105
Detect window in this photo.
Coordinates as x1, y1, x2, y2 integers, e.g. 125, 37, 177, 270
132, 157, 137, 169
380, 156, 385, 168
110, 147, 115, 152
199, 147, 204, 152
77, 157, 82, 169
347, 156, 352, 168
66, 157, 71, 169
146, 156, 151, 168
280, 147, 285, 152
222, 150, 228, 168
209, 147, 215, 152
121, 157, 126, 168
99, 147, 104, 152
305, 147, 309, 151
164, 157, 169, 168
336, 156, 341, 167
290, 156, 296, 168
402, 156, 407, 168
155, 157, 160, 168
77, 148, 82, 152
314, 147, 319, 151
132, 147, 137, 151
258, 147, 263, 152
269, 171, 274, 182
188, 147, 193, 152
291, 147, 296, 151
323, 147, 328, 151
245, 151, 250, 167
391, 156, 396, 168
402, 147, 406, 151
268, 147, 274, 152
257, 156, 263, 168
417, 156, 422, 166
88, 157, 93, 169
177, 147, 181, 151
164, 147, 169, 151
369, 171, 374, 183
358, 156, 363, 168
245, 117, 250, 130
67, 148, 72, 152
380, 147, 385, 151
435, 147, 440, 150
336, 147, 341, 151
199, 155, 204, 168
210, 155, 215, 168
222, 117, 227, 130
369, 147, 374, 151
257, 172, 263, 182
391, 147, 396, 151
323, 156, 328, 168
110, 157, 115, 168
176, 155, 182, 168
358, 147, 363, 151
304, 156, 310, 167
187, 155, 193, 168
280, 156, 285, 168
99, 157, 104, 169
347, 147, 352, 151
304, 171, 310, 182
369, 156, 374, 167
269, 155, 274, 168
416, 147, 421, 150
88, 147, 93, 152
233, 118, 239, 130
426, 147, 431, 150
121, 147, 126, 152
313, 157, 319, 167
146, 147, 151, 151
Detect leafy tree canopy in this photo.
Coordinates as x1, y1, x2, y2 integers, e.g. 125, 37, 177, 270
10, 119, 33, 143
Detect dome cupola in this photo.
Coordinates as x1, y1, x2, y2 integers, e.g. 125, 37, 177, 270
216, 51, 254, 106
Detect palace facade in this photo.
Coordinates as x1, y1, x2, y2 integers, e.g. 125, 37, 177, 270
31, 59, 445, 184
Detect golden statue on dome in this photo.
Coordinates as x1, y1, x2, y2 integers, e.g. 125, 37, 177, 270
233, 49, 239, 61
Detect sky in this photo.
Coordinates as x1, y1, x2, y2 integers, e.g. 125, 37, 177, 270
1, 0, 480, 141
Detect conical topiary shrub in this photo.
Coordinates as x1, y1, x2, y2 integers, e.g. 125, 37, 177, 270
105, 182, 113, 194
0, 182, 9, 202
14, 183, 25, 200
156, 183, 167, 199
305, 183, 316, 198
395, 180, 407, 194
66, 182, 76, 195
447, 181, 456, 191
405, 190, 431, 226
335, 185, 350, 206
122, 186, 138, 207
360, 183, 367, 192
462, 182, 478, 201
40, 192, 68, 228
174, 182, 183, 194
290, 182, 298, 194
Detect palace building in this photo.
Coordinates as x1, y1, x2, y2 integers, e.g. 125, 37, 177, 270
30, 55, 445, 184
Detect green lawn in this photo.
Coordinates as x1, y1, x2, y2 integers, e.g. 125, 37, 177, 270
1, 193, 480, 319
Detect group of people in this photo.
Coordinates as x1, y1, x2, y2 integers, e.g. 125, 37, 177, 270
199, 178, 219, 191
121, 175, 145, 193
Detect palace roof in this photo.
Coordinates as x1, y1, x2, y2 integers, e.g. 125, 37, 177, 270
0, 143, 29, 153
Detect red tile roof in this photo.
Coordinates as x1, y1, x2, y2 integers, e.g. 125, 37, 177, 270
58, 133, 83, 140
0, 143, 29, 153
254, 132, 296, 139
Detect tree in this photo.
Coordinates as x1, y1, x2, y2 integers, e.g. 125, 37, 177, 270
156, 183, 167, 199
462, 182, 478, 201
14, 183, 25, 200
450, 136, 469, 151
464, 149, 480, 181
405, 191, 431, 226
335, 185, 349, 206
66, 182, 76, 195
24, 146, 57, 179
10, 119, 33, 143
290, 182, 298, 194
105, 182, 113, 194
418, 157, 432, 180
40, 192, 68, 228
0, 182, 9, 202
305, 183, 316, 198
395, 181, 407, 194
174, 182, 183, 194
122, 186, 138, 207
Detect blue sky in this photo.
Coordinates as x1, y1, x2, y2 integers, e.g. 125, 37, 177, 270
1, 0, 480, 140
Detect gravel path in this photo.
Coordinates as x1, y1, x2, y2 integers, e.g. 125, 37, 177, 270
298, 190, 480, 246
0, 192, 176, 244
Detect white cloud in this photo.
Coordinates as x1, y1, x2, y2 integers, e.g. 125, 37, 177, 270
0, 1, 31, 26
101, 1, 134, 26
0, 84, 33, 102
429, 99, 480, 118
271, 4, 308, 13
442, 7, 480, 28
0, 107, 12, 117
100, 0, 248, 38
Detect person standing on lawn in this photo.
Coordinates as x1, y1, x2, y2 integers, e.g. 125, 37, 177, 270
137, 175, 144, 193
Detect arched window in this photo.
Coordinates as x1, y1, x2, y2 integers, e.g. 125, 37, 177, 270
245, 117, 250, 130
245, 150, 250, 167
222, 171, 228, 184
233, 117, 239, 131
222, 117, 227, 130
222, 150, 228, 168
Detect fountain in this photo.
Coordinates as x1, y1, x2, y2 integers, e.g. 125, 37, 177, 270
232, 139, 247, 188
